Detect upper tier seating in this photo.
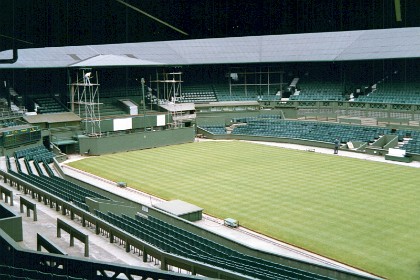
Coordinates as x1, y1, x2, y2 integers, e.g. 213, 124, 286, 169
178, 85, 217, 103
290, 82, 345, 101
75, 97, 126, 117
355, 82, 420, 104
231, 118, 391, 144
213, 85, 258, 102
34, 96, 67, 114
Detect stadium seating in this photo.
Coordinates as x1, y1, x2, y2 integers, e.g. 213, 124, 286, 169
125, 79, 420, 104
355, 82, 420, 104
95, 211, 333, 280
401, 131, 420, 154
0, 126, 42, 148
14, 145, 55, 163
34, 96, 67, 114
178, 85, 218, 103
290, 82, 345, 101
0, 120, 17, 127
32, 159, 46, 176
257, 95, 282, 101
8, 150, 110, 210
198, 125, 227, 135
213, 84, 258, 102
230, 118, 393, 144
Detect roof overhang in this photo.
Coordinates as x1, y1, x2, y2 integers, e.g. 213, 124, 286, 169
70, 54, 163, 68
0, 27, 419, 69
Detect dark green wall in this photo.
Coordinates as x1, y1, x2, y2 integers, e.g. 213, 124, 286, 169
0, 205, 23, 242
91, 115, 173, 133
86, 198, 140, 216
100, 119, 113, 132
79, 127, 195, 155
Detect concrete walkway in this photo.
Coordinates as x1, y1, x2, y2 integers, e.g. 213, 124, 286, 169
248, 140, 420, 168
0, 178, 159, 270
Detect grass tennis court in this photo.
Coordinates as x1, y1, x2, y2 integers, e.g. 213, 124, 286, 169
67, 141, 420, 280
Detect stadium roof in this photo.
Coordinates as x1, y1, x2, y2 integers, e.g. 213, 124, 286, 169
71, 54, 163, 67
0, 27, 419, 69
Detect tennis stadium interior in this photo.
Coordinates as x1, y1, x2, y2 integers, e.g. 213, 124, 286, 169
0, 24, 420, 280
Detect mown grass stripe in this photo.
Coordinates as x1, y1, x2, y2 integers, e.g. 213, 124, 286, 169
68, 141, 420, 280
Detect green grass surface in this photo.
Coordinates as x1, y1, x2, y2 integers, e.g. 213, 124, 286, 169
68, 141, 420, 280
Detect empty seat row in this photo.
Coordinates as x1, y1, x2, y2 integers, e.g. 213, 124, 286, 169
95, 211, 333, 280
231, 118, 398, 144
8, 150, 110, 207
199, 125, 226, 135
14, 145, 55, 163
34, 97, 67, 114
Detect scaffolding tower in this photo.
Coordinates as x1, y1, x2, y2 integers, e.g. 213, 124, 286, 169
152, 71, 183, 101
152, 71, 183, 127
69, 69, 102, 137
